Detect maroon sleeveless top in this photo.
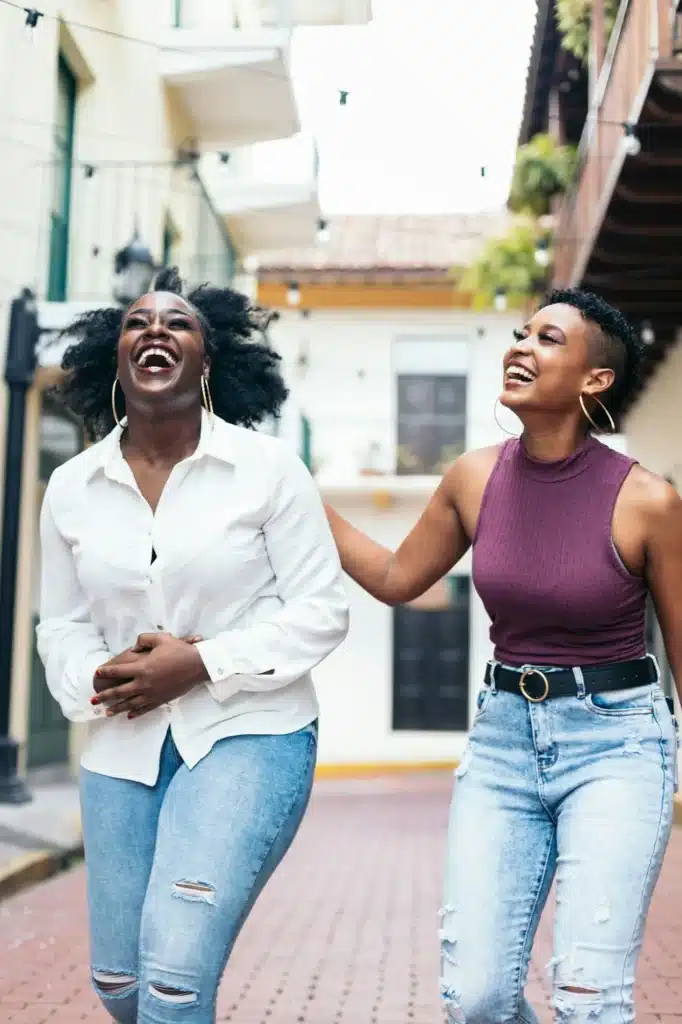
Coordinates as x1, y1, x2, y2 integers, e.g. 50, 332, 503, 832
471, 436, 647, 667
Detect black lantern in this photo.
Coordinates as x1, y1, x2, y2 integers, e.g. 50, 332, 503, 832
113, 229, 156, 307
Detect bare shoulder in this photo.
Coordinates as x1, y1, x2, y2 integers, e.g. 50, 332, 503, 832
441, 444, 504, 540
442, 444, 503, 495
622, 464, 682, 520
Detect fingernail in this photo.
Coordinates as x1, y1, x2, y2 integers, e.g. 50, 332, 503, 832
90, 696, 100, 706
95, 670, 101, 677
127, 713, 136, 720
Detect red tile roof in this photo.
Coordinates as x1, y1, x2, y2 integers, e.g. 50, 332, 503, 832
254, 212, 509, 273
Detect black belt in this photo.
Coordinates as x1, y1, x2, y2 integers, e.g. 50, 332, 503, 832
484, 657, 657, 703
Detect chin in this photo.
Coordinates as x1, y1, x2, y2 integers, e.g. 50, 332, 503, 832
498, 387, 530, 410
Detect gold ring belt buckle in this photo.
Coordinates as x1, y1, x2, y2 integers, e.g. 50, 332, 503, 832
519, 668, 550, 703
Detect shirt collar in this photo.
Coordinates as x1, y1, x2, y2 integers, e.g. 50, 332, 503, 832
86, 410, 236, 484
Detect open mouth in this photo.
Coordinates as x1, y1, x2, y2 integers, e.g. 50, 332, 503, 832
133, 345, 180, 374
504, 363, 536, 387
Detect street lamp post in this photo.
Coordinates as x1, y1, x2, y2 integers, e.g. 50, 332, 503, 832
0, 289, 39, 804
113, 229, 157, 307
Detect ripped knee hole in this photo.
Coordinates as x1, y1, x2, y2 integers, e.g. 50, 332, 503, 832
92, 970, 137, 994
149, 983, 197, 1005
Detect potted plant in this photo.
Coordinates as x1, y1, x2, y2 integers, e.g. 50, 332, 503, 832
458, 221, 552, 312
508, 133, 578, 217
555, 0, 621, 63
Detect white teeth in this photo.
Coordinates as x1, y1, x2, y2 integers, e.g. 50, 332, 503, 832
136, 346, 177, 369
506, 366, 535, 383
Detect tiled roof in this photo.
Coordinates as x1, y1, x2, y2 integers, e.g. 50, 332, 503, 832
254, 212, 510, 272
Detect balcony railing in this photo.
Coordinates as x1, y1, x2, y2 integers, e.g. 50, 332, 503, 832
552, 0, 673, 287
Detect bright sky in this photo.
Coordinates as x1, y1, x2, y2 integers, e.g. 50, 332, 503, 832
291, 0, 538, 215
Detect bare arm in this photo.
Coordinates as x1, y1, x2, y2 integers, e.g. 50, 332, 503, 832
644, 478, 682, 701
324, 451, 496, 605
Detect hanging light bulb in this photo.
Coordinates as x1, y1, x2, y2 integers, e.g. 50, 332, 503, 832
622, 123, 641, 157
316, 218, 330, 244
286, 281, 301, 307
534, 237, 551, 268
339, 90, 349, 106
494, 288, 507, 312
640, 320, 655, 345
23, 7, 42, 42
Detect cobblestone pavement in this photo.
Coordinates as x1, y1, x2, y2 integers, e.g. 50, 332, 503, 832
1, 773, 681, 1023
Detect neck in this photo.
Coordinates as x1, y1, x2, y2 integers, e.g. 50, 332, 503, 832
519, 414, 589, 462
123, 406, 203, 467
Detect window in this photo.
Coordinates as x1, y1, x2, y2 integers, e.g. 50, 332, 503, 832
47, 57, 76, 302
396, 373, 466, 475
392, 576, 470, 732
186, 174, 237, 288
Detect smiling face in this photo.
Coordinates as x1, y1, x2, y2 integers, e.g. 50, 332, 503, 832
116, 291, 209, 420
500, 302, 616, 419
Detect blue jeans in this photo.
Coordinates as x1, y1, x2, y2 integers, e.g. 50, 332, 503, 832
440, 663, 677, 1024
80, 723, 317, 1024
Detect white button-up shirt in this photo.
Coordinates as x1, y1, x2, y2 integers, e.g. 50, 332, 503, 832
37, 412, 349, 784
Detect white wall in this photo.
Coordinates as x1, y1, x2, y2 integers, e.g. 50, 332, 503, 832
267, 307, 520, 766
624, 339, 682, 487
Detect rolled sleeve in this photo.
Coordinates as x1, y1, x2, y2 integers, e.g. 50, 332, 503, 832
196, 448, 349, 703
36, 485, 110, 723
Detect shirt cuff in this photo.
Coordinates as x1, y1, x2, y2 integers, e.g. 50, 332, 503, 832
63, 649, 110, 722
195, 639, 277, 704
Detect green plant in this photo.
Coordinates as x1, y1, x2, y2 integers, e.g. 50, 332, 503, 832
555, 0, 621, 62
509, 133, 578, 217
458, 222, 551, 311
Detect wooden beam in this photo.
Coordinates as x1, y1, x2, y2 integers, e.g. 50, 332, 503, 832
583, 275, 682, 291
603, 217, 682, 237
615, 182, 682, 204
592, 241, 682, 263
256, 281, 472, 310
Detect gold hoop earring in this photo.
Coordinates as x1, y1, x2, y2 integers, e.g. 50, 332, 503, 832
579, 393, 615, 434
111, 377, 122, 428
201, 374, 214, 416
494, 397, 521, 437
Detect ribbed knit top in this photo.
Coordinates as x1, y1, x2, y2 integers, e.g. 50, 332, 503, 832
471, 435, 647, 667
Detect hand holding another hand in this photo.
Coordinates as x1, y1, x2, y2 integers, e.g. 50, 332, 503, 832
92, 633, 206, 719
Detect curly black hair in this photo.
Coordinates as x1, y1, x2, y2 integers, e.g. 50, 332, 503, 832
57, 267, 288, 440
539, 288, 643, 420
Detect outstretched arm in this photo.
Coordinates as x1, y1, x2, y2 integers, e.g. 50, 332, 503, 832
325, 462, 471, 606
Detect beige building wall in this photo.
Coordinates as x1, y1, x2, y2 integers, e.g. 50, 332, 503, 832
0, 0, 233, 773
623, 339, 682, 488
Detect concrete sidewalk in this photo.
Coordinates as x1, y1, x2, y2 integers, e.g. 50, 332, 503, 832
2, 772, 682, 1023
0, 768, 82, 901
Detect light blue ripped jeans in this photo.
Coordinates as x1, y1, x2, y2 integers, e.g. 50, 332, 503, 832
440, 660, 677, 1024
80, 723, 317, 1024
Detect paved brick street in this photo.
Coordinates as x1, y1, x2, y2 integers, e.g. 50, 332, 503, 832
1, 773, 681, 1023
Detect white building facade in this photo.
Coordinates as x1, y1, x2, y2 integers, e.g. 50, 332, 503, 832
267, 305, 522, 771
0, 0, 371, 777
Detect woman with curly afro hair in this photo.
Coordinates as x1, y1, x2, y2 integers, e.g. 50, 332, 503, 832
36, 267, 348, 1024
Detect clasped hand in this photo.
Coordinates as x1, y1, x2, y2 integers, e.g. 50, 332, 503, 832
92, 632, 207, 719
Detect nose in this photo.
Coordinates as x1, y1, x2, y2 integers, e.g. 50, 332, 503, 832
144, 316, 168, 338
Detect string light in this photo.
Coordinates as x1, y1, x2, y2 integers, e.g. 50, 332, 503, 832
286, 281, 301, 306
23, 7, 42, 29
534, 237, 551, 268
339, 90, 349, 106
316, 218, 330, 244
622, 123, 641, 157
494, 287, 507, 312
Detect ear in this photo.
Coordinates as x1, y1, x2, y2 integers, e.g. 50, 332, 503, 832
583, 367, 615, 398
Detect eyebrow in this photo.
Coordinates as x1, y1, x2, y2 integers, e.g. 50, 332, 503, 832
125, 307, 194, 319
